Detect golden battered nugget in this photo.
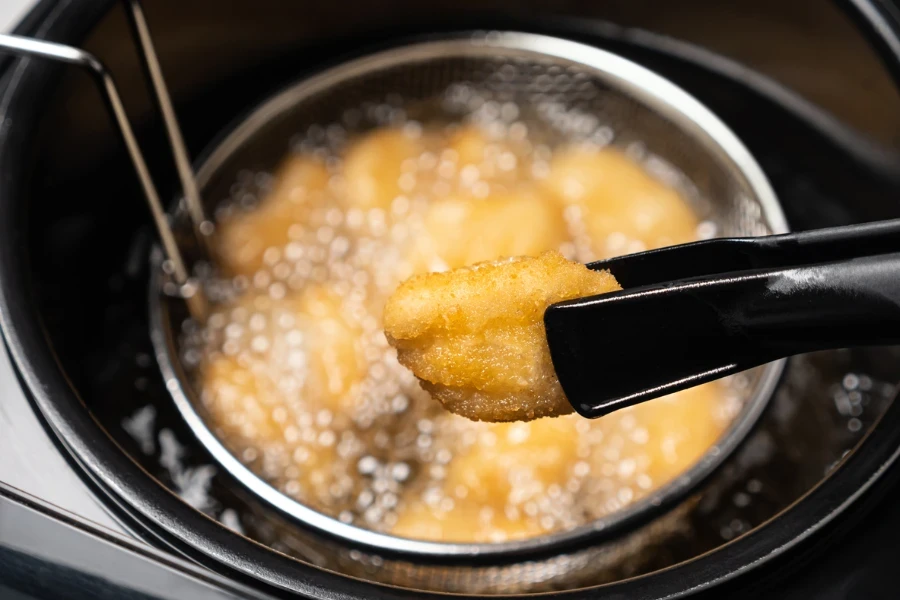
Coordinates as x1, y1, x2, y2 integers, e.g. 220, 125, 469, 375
443, 416, 581, 504
392, 415, 581, 542
199, 354, 342, 507
602, 383, 725, 486
446, 125, 528, 188
384, 251, 620, 422
215, 155, 330, 276
343, 128, 424, 210
204, 285, 367, 415
541, 147, 698, 258
411, 190, 568, 273
200, 355, 285, 444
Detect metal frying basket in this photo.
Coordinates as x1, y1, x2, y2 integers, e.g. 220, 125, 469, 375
147, 33, 788, 558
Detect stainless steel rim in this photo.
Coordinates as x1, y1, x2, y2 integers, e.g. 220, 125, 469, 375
149, 32, 788, 558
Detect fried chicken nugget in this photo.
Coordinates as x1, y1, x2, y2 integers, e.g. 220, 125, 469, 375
602, 383, 725, 487
214, 155, 330, 276
411, 190, 568, 273
199, 354, 340, 507
384, 251, 620, 422
343, 128, 424, 211
542, 147, 698, 258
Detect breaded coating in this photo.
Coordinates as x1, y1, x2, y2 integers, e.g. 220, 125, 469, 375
384, 251, 621, 422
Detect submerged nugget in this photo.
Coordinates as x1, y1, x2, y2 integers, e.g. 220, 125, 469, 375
215, 155, 330, 275
412, 191, 568, 273
542, 147, 698, 258
205, 286, 366, 414
343, 128, 423, 210
608, 383, 724, 485
384, 251, 620, 421
447, 125, 528, 186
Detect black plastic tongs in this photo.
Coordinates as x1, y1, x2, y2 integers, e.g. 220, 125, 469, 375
544, 219, 900, 419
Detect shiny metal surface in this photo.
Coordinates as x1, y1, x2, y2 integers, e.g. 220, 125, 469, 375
0, 346, 125, 535
0, 0, 129, 542
150, 32, 786, 558
0, 482, 275, 599
0, 31, 194, 293
123, 0, 209, 241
